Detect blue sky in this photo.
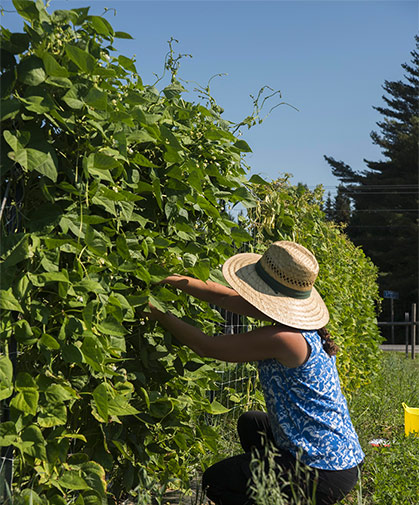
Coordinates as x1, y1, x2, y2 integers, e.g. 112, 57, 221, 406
1, 0, 417, 195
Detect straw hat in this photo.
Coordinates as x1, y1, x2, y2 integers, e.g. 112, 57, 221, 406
222, 241, 329, 330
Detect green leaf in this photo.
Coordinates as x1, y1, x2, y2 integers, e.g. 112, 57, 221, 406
191, 259, 210, 281
118, 55, 136, 73
65, 44, 96, 74
62, 86, 85, 109
88, 15, 114, 37
20, 425, 46, 459
17, 55, 46, 86
249, 174, 269, 185
0, 98, 20, 121
96, 317, 127, 336
234, 139, 252, 152
85, 86, 108, 110
92, 383, 108, 422
148, 294, 166, 313
75, 279, 105, 293
12, 146, 58, 182
114, 31, 133, 39
12, 0, 40, 22
3, 130, 30, 152
41, 53, 69, 77
44, 384, 77, 403
39, 333, 60, 350
85, 225, 109, 255
183, 253, 198, 268
0, 48, 16, 69
206, 399, 230, 415
152, 177, 163, 210
108, 395, 140, 416
10, 389, 39, 416
0, 422, 18, 446
195, 196, 219, 218
1, 68, 17, 99
15, 371, 36, 389
61, 343, 83, 364
0, 289, 23, 312
81, 461, 107, 497
52, 8, 79, 24
163, 82, 186, 99
99, 186, 142, 202
204, 128, 235, 142
81, 337, 104, 371
46, 76, 73, 88
132, 153, 158, 168
38, 402, 67, 427
0, 356, 13, 401
1, 32, 30, 54
35, 271, 70, 285
0, 233, 31, 269
14, 319, 36, 344
86, 152, 120, 171
58, 470, 90, 490
231, 227, 253, 243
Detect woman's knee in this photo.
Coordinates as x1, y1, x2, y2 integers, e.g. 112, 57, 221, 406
237, 410, 269, 435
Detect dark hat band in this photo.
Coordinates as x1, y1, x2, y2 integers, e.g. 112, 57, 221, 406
255, 260, 312, 299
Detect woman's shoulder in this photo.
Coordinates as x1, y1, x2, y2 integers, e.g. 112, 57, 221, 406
261, 325, 311, 368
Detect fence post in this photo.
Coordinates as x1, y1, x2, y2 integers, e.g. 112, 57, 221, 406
390, 298, 395, 344
412, 303, 417, 360
405, 312, 410, 358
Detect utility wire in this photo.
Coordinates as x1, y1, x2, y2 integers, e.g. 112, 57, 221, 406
354, 209, 418, 212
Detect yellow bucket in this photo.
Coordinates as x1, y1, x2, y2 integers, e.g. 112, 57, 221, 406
402, 403, 419, 436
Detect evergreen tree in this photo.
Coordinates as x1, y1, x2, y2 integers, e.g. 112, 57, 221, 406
324, 191, 334, 221
333, 185, 351, 225
325, 36, 419, 309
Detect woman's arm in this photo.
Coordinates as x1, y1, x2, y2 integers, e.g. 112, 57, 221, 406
146, 304, 308, 367
162, 275, 273, 321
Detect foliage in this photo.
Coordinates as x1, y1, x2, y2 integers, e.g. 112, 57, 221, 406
323, 184, 351, 225
0, 1, 259, 502
324, 36, 419, 310
249, 444, 318, 505
345, 353, 419, 505
246, 177, 383, 393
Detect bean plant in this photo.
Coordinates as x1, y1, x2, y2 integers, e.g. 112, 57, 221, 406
0, 1, 258, 503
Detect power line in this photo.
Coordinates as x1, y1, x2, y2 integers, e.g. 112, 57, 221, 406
354, 209, 418, 212
348, 192, 418, 195
323, 185, 419, 188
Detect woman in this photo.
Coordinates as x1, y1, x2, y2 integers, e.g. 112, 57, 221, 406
143, 241, 364, 505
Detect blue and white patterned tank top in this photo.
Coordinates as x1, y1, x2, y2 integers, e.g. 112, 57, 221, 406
258, 330, 364, 470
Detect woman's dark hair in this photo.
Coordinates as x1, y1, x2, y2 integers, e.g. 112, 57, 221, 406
318, 327, 339, 357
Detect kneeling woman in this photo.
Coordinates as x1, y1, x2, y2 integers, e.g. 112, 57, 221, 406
143, 241, 364, 505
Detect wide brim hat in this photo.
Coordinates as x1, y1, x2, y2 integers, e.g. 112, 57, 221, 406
222, 241, 329, 330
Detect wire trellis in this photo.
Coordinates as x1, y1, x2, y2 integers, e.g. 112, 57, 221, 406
203, 310, 264, 430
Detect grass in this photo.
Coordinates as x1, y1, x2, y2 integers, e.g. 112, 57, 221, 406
341, 352, 419, 505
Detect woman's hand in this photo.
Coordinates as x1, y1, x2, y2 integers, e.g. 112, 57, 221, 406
141, 302, 164, 321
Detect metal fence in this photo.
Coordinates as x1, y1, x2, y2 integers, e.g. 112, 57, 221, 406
378, 303, 418, 359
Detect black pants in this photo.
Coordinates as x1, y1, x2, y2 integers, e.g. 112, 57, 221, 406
202, 411, 362, 505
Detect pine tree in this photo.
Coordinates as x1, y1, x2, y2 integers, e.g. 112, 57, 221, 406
333, 185, 351, 225
324, 192, 334, 221
325, 36, 419, 309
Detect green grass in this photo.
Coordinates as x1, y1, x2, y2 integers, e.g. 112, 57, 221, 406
341, 352, 419, 505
